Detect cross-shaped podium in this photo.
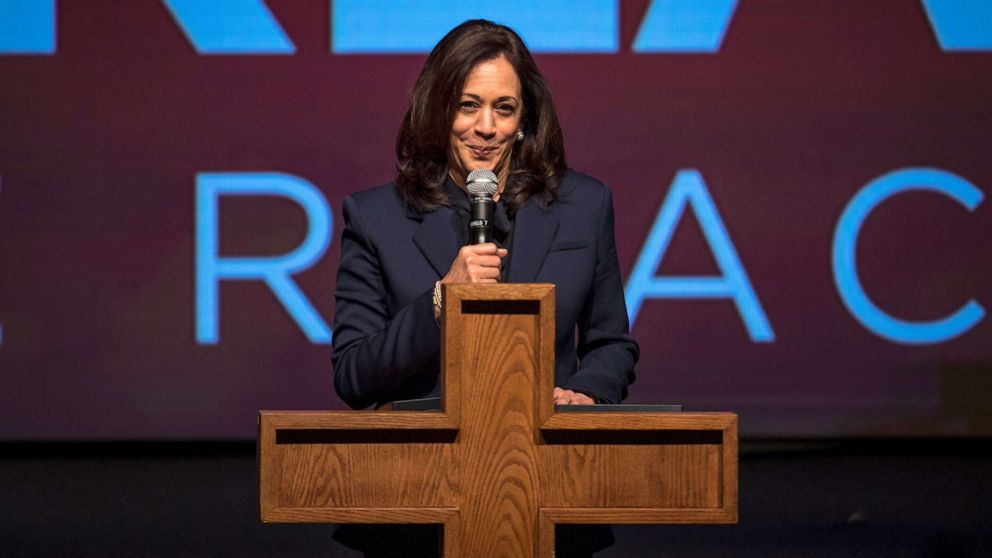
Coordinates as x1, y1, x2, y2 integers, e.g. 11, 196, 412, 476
260, 284, 737, 556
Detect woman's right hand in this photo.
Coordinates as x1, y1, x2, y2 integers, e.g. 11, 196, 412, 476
441, 243, 508, 284
434, 243, 507, 319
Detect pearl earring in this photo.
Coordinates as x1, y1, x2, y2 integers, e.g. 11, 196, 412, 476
515, 131, 525, 142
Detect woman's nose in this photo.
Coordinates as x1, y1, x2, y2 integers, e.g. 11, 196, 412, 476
474, 110, 496, 138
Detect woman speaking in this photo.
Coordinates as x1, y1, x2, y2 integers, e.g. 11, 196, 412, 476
331, 19, 639, 557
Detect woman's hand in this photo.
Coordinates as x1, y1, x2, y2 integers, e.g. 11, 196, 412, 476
442, 243, 507, 284
434, 243, 508, 320
553, 387, 596, 405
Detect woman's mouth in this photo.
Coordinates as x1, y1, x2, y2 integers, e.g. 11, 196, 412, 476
469, 145, 497, 158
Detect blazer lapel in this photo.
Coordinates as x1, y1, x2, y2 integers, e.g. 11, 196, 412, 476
412, 206, 460, 278
509, 198, 559, 282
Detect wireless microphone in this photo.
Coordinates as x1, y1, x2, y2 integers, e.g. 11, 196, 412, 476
466, 169, 498, 245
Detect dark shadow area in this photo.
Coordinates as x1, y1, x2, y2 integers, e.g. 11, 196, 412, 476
275, 429, 457, 445
460, 299, 540, 314
1, 440, 990, 557
554, 404, 683, 413
541, 429, 722, 445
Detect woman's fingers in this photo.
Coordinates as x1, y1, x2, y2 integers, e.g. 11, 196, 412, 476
477, 269, 501, 282
464, 244, 508, 258
463, 242, 499, 255
466, 255, 502, 268
553, 387, 595, 405
443, 243, 508, 284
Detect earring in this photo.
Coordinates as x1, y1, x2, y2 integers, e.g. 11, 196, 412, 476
515, 131, 525, 142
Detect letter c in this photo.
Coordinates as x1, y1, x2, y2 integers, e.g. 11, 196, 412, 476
832, 168, 985, 344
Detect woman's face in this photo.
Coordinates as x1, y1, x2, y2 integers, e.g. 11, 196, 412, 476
448, 55, 522, 187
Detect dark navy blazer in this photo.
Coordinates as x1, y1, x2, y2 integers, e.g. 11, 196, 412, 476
332, 170, 638, 409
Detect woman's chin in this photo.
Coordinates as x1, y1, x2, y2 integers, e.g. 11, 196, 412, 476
451, 153, 508, 180
461, 161, 495, 173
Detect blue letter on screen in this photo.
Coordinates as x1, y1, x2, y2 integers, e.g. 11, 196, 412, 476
625, 169, 773, 342
633, 0, 738, 53
332, 0, 617, 53
0, 0, 55, 54
161, 0, 295, 54
196, 172, 332, 344
832, 168, 985, 344
922, 0, 992, 51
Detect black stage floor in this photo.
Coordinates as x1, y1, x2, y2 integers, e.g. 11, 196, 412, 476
1, 441, 989, 557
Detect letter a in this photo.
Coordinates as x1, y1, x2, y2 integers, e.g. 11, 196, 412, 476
161, 0, 295, 54
625, 169, 774, 342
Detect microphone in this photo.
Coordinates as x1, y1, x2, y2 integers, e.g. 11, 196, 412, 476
466, 169, 498, 245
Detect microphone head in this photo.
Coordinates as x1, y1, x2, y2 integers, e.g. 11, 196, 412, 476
466, 169, 498, 197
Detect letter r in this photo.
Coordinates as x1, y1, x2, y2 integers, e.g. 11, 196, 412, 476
195, 172, 332, 344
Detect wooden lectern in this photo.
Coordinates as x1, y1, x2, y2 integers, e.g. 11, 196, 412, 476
259, 284, 737, 556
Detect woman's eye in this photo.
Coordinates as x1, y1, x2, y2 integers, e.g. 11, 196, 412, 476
497, 105, 517, 115
459, 101, 479, 111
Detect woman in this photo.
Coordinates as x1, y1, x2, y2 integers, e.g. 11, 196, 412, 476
332, 19, 638, 557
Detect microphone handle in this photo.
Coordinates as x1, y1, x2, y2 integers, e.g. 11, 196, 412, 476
469, 196, 494, 245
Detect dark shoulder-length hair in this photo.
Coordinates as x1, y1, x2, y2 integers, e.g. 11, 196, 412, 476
395, 19, 567, 214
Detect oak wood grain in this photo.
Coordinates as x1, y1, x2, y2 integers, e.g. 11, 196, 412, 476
452, 310, 542, 557
538, 443, 723, 508
259, 284, 738, 557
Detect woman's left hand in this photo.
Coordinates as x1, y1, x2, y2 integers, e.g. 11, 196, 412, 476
553, 387, 595, 405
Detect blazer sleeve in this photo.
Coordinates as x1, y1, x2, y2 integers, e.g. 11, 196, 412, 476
331, 195, 440, 409
563, 184, 639, 403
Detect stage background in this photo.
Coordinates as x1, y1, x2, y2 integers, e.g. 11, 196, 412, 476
1, 0, 989, 440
